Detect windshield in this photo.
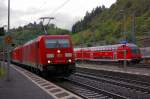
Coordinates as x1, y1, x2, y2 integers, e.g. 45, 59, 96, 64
131, 47, 139, 54
45, 39, 70, 48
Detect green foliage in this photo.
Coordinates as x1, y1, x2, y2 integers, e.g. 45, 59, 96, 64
0, 0, 149, 48
72, 6, 106, 33
10, 23, 70, 46
0, 67, 5, 77
72, 0, 150, 46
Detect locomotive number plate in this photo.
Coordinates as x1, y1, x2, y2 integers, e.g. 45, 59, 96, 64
57, 54, 63, 57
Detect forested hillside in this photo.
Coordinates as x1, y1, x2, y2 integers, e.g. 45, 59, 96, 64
0, 0, 149, 49
9, 22, 70, 46
72, 0, 150, 46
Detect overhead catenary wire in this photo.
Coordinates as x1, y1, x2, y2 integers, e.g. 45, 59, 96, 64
36, 0, 71, 23
38, 0, 48, 10
50, 0, 71, 15
32, 0, 72, 33
48, 0, 72, 31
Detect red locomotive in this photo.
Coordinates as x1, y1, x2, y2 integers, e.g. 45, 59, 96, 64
11, 35, 76, 77
74, 43, 142, 64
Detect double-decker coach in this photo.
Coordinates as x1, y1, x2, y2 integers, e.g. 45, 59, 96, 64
11, 35, 76, 77
74, 43, 142, 64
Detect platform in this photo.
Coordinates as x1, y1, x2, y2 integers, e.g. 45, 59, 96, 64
77, 63, 150, 76
0, 63, 82, 99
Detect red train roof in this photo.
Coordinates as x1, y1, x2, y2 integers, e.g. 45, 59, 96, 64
38, 35, 70, 38
12, 35, 72, 52
91, 43, 137, 51
23, 35, 71, 46
13, 45, 22, 50
75, 43, 138, 51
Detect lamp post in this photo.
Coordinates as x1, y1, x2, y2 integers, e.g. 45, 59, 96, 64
131, 12, 136, 44
120, 10, 126, 41
6, 0, 11, 81
120, 10, 127, 69
2, 25, 7, 70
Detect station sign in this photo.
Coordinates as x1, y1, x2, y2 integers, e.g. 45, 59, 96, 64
4, 35, 12, 45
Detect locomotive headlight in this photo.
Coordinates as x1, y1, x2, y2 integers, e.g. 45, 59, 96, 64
48, 60, 51, 64
57, 50, 61, 53
47, 54, 54, 58
65, 53, 72, 57
68, 59, 72, 63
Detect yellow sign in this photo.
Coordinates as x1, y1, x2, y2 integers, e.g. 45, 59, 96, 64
5, 35, 12, 44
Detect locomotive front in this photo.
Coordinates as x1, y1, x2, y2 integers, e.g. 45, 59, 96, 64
41, 35, 75, 76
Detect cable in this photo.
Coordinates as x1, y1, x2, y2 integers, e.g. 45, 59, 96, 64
31, 0, 72, 29
39, 0, 48, 10
50, 0, 71, 15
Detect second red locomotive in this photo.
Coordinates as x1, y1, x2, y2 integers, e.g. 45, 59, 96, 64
11, 35, 76, 77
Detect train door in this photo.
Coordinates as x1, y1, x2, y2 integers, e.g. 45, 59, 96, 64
113, 51, 117, 61
35, 41, 39, 70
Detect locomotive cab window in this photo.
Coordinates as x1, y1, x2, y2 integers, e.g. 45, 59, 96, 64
131, 48, 139, 54
45, 39, 70, 48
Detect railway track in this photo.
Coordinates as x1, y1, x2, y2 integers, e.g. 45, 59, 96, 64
92, 72, 150, 88
13, 63, 150, 99
77, 67, 150, 85
52, 71, 150, 99
54, 77, 127, 99
64, 73, 150, 99
128, 63, 150, 68
75, 73, 150, 93
78, 61, 150, 69
49, 65, 150, 99
14, 63, 125, 99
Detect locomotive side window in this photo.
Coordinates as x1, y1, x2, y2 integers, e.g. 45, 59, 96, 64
132, 48, 139, 54
45, 39, 70, 48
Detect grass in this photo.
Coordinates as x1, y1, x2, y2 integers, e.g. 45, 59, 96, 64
0, 67, 5, 77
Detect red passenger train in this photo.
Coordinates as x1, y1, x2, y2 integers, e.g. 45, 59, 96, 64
74, 43, 142, 64
11, 35, 76, 77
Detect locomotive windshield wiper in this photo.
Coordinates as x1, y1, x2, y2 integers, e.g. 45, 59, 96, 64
55, 40, 61, 48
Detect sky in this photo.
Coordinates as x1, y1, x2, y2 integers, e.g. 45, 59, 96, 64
0, 0, 116, 30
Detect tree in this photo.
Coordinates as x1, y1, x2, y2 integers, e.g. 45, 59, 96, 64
0, 27, 5, 36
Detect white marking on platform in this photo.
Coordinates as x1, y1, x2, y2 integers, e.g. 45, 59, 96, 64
11, 65, 82, 99
143, 73, 149, 76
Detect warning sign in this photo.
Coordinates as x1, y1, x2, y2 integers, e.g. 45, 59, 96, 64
5, 35, 12, 44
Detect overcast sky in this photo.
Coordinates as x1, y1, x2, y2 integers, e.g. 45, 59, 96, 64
0, 0, 116, 30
